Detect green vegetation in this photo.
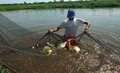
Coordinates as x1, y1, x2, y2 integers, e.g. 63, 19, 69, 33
0, 64, 10, 73
0, 0, 120, 11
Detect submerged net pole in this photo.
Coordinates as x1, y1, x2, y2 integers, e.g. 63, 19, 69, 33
77, 32, 85, 42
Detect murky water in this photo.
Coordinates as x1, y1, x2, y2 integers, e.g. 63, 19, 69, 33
0, 8, 120, 73
1, 8, 120, 46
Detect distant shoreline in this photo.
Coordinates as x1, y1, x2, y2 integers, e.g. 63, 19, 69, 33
0, 1, 120, 11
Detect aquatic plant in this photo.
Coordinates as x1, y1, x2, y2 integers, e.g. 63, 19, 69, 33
0, 64, 10, 73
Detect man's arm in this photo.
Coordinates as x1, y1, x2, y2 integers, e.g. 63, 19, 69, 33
48, 27, 61, 33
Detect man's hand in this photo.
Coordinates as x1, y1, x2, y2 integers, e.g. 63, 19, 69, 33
84, 22, 91, 36
84, 27, 91, 36
84, 21, 90, 28
48, 29, 54, 33
48, 27, 60, 33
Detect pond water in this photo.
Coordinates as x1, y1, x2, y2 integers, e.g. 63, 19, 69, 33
1, 8, 120, 46
0, 8, 120, 73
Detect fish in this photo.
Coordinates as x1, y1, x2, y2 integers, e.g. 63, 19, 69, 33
42, 41, 80, 55
72, 46, 81, 53
58, 42, 81, 53
32, 46, 35, 49
32, 43, 39, 49
43, 46, 54, 55
58, 42, 66, 49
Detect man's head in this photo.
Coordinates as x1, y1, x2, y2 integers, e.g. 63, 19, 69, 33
67, 9, 75, 21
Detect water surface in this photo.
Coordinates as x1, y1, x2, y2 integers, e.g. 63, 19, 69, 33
1, 8, 120, 46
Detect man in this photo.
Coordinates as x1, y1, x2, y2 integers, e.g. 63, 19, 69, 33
48, 9, 91, 51
48, 9, 91, 40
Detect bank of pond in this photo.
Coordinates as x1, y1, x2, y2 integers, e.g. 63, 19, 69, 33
0, 1, 120, 11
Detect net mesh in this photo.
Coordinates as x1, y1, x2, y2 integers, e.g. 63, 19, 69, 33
0, 13, 120, 73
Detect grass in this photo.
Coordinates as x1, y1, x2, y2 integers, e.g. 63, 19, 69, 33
0, 0, 120, 11
0, 64, 10, 73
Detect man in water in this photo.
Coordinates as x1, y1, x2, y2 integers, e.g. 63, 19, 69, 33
48, 9, 91, 51
48, 9, 91, 40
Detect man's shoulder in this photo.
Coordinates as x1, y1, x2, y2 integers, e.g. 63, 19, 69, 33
75, 18, 85, 23
59, 19, 67, 26
75, 18, 83, 21
63, 19, 68, 23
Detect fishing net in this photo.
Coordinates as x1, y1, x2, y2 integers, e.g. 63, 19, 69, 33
0, 13, 120, 73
